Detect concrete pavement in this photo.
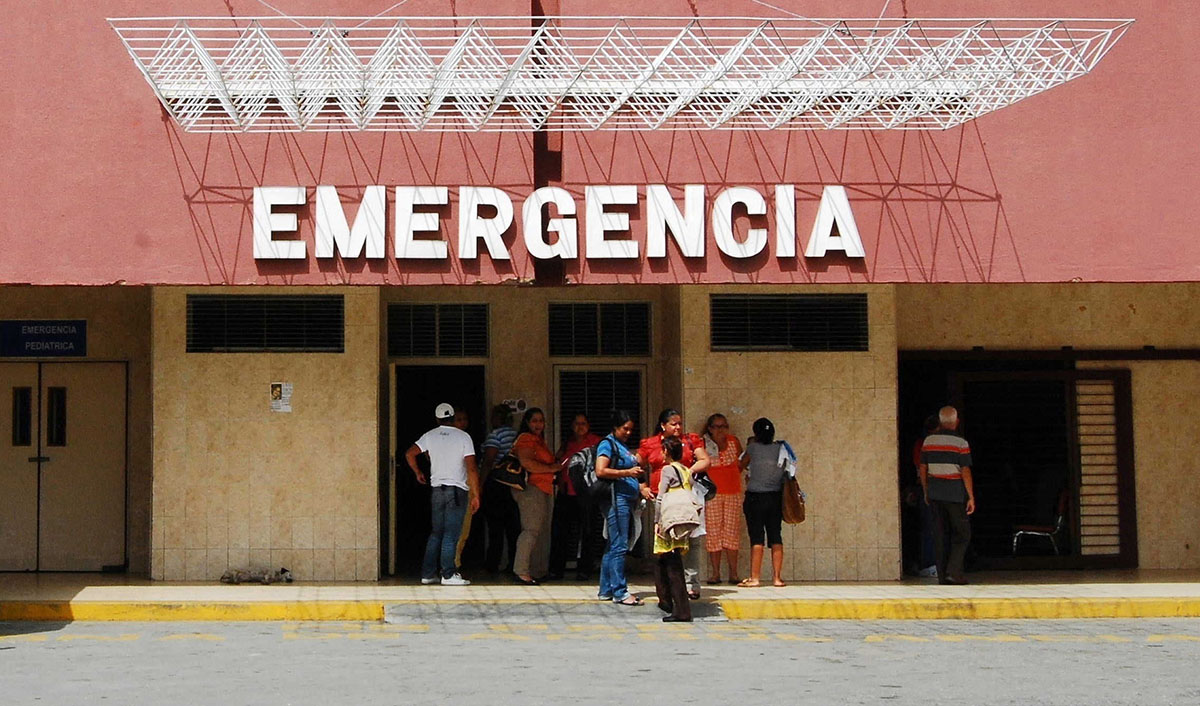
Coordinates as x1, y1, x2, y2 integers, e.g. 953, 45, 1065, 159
4, 619, 1200, 705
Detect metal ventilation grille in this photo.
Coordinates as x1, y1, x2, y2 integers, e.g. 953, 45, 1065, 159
1075, 379, 1121, 556
710, 294, 868, 352
186, 295, 344, 353
557, 370, 642, 445
549, 303, 650, 356
387, 304, 488, 357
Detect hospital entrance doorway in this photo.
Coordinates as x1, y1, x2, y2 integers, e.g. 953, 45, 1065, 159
387, 365, 486, 577
899, 355, 1137, 573
0, 362, 126, 571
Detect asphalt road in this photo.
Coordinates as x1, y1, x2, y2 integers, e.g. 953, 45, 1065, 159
2, 619, 1199, 705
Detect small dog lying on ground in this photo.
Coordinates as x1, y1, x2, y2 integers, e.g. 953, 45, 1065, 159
219, 567, 294, 585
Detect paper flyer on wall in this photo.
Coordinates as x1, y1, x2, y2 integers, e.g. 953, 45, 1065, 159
270, 382, 292, 413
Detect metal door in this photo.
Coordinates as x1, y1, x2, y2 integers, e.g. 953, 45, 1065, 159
0, 362, 126, 571
0, 363, 40, 570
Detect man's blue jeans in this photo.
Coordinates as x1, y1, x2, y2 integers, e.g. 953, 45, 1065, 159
423, 486, 468, 580
598, 478, 639, 601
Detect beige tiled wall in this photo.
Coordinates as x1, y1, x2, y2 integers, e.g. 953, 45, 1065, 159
0, 286, 152, 573
680, 285, 900, 581
151, 287, 380, 581
897, 283, 1200, 570
1087, 360, 1200, 570
896, 283, 1200, 350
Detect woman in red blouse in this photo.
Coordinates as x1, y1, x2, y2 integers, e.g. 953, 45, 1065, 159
638, 408, 710, 599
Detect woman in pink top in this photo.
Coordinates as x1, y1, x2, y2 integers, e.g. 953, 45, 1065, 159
550, 413, 602, 579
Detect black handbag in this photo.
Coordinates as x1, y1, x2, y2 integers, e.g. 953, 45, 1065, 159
694, 472, 718, 502
491, 453, 527, 490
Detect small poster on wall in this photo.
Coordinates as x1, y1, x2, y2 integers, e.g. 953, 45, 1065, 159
270, 382, 293, 413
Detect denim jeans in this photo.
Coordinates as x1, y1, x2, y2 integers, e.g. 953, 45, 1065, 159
598, 478, 639, 601
423, 485, 468, 580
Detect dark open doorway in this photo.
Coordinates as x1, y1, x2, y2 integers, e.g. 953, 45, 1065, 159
898, 355, 1137, 572
391, 364, 487, 577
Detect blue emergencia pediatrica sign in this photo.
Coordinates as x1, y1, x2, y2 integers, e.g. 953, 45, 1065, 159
0, 320, 87, 357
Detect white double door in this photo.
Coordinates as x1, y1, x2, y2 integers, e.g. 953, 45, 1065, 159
0, 363, 126, 571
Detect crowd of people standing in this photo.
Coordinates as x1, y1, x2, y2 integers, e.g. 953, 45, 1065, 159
406, 401, 795, 619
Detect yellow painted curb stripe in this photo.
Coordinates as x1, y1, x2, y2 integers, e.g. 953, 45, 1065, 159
0, 601, 385, 622
719, 598, 1200, 620
5, 597, 1200, 621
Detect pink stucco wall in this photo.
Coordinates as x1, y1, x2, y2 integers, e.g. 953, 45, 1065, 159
2, 0, 1197, 285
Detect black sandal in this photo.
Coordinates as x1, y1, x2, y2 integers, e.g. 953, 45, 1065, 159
614, 595, 644, 606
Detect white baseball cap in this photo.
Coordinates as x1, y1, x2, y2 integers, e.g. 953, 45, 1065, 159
434, 402, 455, 420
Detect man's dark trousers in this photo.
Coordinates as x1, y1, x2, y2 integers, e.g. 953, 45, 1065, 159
931, 499, 971, 580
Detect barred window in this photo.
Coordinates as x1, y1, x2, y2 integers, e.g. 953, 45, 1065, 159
388, 304, 488, 357
549, 302, 650, 356
710, 294, 868, 352
187, 295, 344, 353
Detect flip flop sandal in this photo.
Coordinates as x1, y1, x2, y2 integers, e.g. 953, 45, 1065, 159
688, 591, 701, 600
736, 578, 761, 588
614, 595, 644, 606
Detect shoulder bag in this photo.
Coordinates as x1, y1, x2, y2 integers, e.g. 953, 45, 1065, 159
491, 451, 527, 490
782, 476, 806, 524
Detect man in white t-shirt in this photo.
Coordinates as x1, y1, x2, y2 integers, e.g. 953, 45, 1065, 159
405, 402, 480, 585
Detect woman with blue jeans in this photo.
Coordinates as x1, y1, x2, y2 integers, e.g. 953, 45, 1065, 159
595, 410, 646, 606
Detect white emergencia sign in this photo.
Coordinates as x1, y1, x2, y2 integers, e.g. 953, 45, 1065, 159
252, 185, 865, 263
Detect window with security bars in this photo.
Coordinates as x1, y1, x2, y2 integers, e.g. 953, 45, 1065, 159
548, 302, 650, 356
557, 370, 642, 446
186, 295, 344, 353
387, 304, 488, 357
710, 294, 869, 352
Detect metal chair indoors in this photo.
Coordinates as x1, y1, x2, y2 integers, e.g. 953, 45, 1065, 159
1012, 489, 1070, 556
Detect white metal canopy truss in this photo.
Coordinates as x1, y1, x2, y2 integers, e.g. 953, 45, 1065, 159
108, 16, 1131, 132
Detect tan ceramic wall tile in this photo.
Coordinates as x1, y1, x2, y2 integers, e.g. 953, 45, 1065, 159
249, 549, 271, 570
184, 549, 207, 580
163, 549, 184, 580
312, 549, 336, 580
335, 549, 357, 580
681, 285, 900, 582
356, 549, 378, 580
313, 515, 336, 549
814, 548, 837, 580
228, 549, 249, 573
151, 286, 381, 580
291, 549, 314, 580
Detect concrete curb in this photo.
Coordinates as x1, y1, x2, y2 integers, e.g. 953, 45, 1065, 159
0, 601, 385, 622
5, 597, 1200, 622
720, 597, 1200, 620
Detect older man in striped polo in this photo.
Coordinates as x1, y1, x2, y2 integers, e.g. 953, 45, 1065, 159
919, 406, 976, 586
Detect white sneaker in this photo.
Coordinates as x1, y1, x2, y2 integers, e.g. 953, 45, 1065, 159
917, 566, 938, 578
420, 577, 438, 585
441, 573, 470, 586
